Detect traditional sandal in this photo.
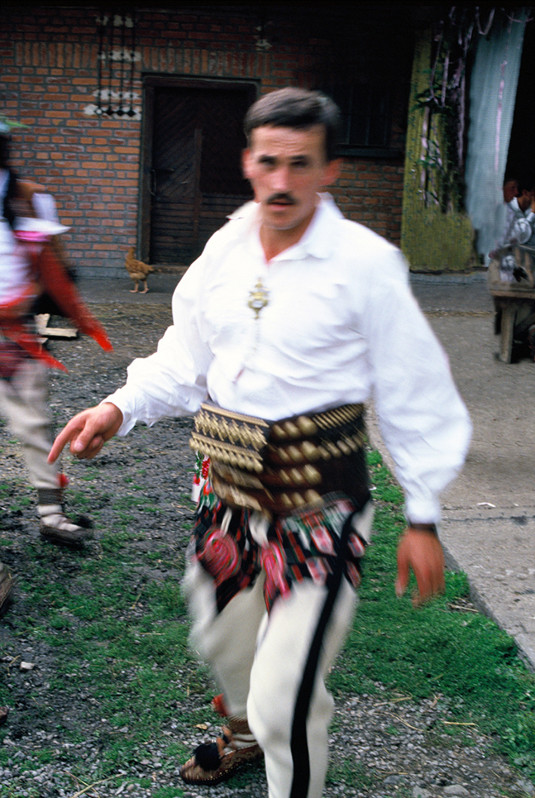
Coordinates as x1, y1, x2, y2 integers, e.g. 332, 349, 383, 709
38, 490, 94, 549
39, 513, 94, 548
179, 716, 263, 785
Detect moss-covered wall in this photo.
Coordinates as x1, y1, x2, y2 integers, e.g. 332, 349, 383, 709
401, 30, 477, 272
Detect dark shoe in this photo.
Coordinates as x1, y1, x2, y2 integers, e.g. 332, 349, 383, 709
39, 514, 94, 548
0, 563, 14, 615
180, 716, 263, 785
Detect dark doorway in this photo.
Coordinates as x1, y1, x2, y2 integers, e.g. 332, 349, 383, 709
506, 19, 535, 182
140, 79, 256, 266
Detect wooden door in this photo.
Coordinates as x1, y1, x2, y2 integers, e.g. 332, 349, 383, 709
141, 80, 256, 266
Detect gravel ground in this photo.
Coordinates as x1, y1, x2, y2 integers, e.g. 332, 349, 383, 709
0, 302, 534, 798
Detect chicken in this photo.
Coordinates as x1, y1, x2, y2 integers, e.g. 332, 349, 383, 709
125, 247, 155, 293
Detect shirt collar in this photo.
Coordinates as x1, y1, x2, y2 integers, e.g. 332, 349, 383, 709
229, 194, 343, 261
258, 193, 343, 262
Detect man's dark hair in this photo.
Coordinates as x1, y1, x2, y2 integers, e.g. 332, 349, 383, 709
0, 133, 11, 171
0, 134, 17, 228
244, 87, 341, 162
517, 174, 535, 194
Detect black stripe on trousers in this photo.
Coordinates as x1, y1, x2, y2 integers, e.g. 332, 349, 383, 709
289, 509, 359, 798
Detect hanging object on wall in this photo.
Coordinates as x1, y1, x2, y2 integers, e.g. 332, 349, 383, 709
412, 6, 478, 214
87, 11, 139, 119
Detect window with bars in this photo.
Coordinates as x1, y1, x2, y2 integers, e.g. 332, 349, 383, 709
326, 82, 399, 157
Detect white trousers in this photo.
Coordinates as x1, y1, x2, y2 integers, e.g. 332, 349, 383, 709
185, 557, 358, 798
0, 358, 60, 490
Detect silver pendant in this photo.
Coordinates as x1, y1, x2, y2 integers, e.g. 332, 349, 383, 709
247, 278, 269, 320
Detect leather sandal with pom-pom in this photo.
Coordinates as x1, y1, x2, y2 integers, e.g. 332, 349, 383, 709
179, 716, 263, 785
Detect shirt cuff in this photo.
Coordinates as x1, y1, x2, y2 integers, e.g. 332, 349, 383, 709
404, 496, 441, 526
100, 390, 135, 436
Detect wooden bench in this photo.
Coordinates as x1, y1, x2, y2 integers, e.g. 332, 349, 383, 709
490, 289, 535, 362
488, 245, 535, 363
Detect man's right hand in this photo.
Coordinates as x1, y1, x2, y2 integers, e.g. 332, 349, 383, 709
48, 402, 123, 463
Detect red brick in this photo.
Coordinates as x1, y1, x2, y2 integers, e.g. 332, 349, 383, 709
0, 3, 407, 275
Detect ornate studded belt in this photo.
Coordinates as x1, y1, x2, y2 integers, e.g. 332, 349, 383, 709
190, 402, 369, 515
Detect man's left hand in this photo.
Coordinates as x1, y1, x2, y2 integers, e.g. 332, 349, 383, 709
395, 527, 445, 606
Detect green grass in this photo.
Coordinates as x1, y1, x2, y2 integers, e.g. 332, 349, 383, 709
1, 450, 535, 794
1, 548, 202, 782
331, 451, 535, 778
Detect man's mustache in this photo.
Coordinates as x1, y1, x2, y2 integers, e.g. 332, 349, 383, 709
267, 193, 296, 205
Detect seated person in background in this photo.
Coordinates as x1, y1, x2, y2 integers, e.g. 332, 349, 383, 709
487, 175, 535, 359
488, 174, 535, 275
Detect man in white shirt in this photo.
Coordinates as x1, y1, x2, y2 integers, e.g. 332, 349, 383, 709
49, 88, 471, 798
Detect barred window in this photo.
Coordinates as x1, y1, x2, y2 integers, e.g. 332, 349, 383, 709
326, 83, 397, 157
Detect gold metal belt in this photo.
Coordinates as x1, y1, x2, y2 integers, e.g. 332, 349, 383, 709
190, 402, 368, 514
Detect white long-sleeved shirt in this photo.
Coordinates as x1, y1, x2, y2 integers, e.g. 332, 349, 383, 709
0, 170, 29, 304
0, 170, 68, 304
106, 195, 471, 523
494, 197, 535, 253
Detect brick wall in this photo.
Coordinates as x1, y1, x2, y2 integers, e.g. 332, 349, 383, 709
1, 4, 412, 277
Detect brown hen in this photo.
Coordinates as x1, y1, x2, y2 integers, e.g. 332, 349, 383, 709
125, 247, 154, 293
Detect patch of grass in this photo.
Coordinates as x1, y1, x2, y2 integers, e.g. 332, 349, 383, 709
330, 451, 535, 781
33, 748, 55, 765
99, 529, 141, 549
1, 493, 32, 512
327, 758, 378, 790
1, 448, 535, 794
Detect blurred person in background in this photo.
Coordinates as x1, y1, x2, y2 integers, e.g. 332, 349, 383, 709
0, 117, 112, 613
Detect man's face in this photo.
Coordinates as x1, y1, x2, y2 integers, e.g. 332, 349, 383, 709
517, 189, 533, 211
242, 124, 339, 238
503, 179, 519, 203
